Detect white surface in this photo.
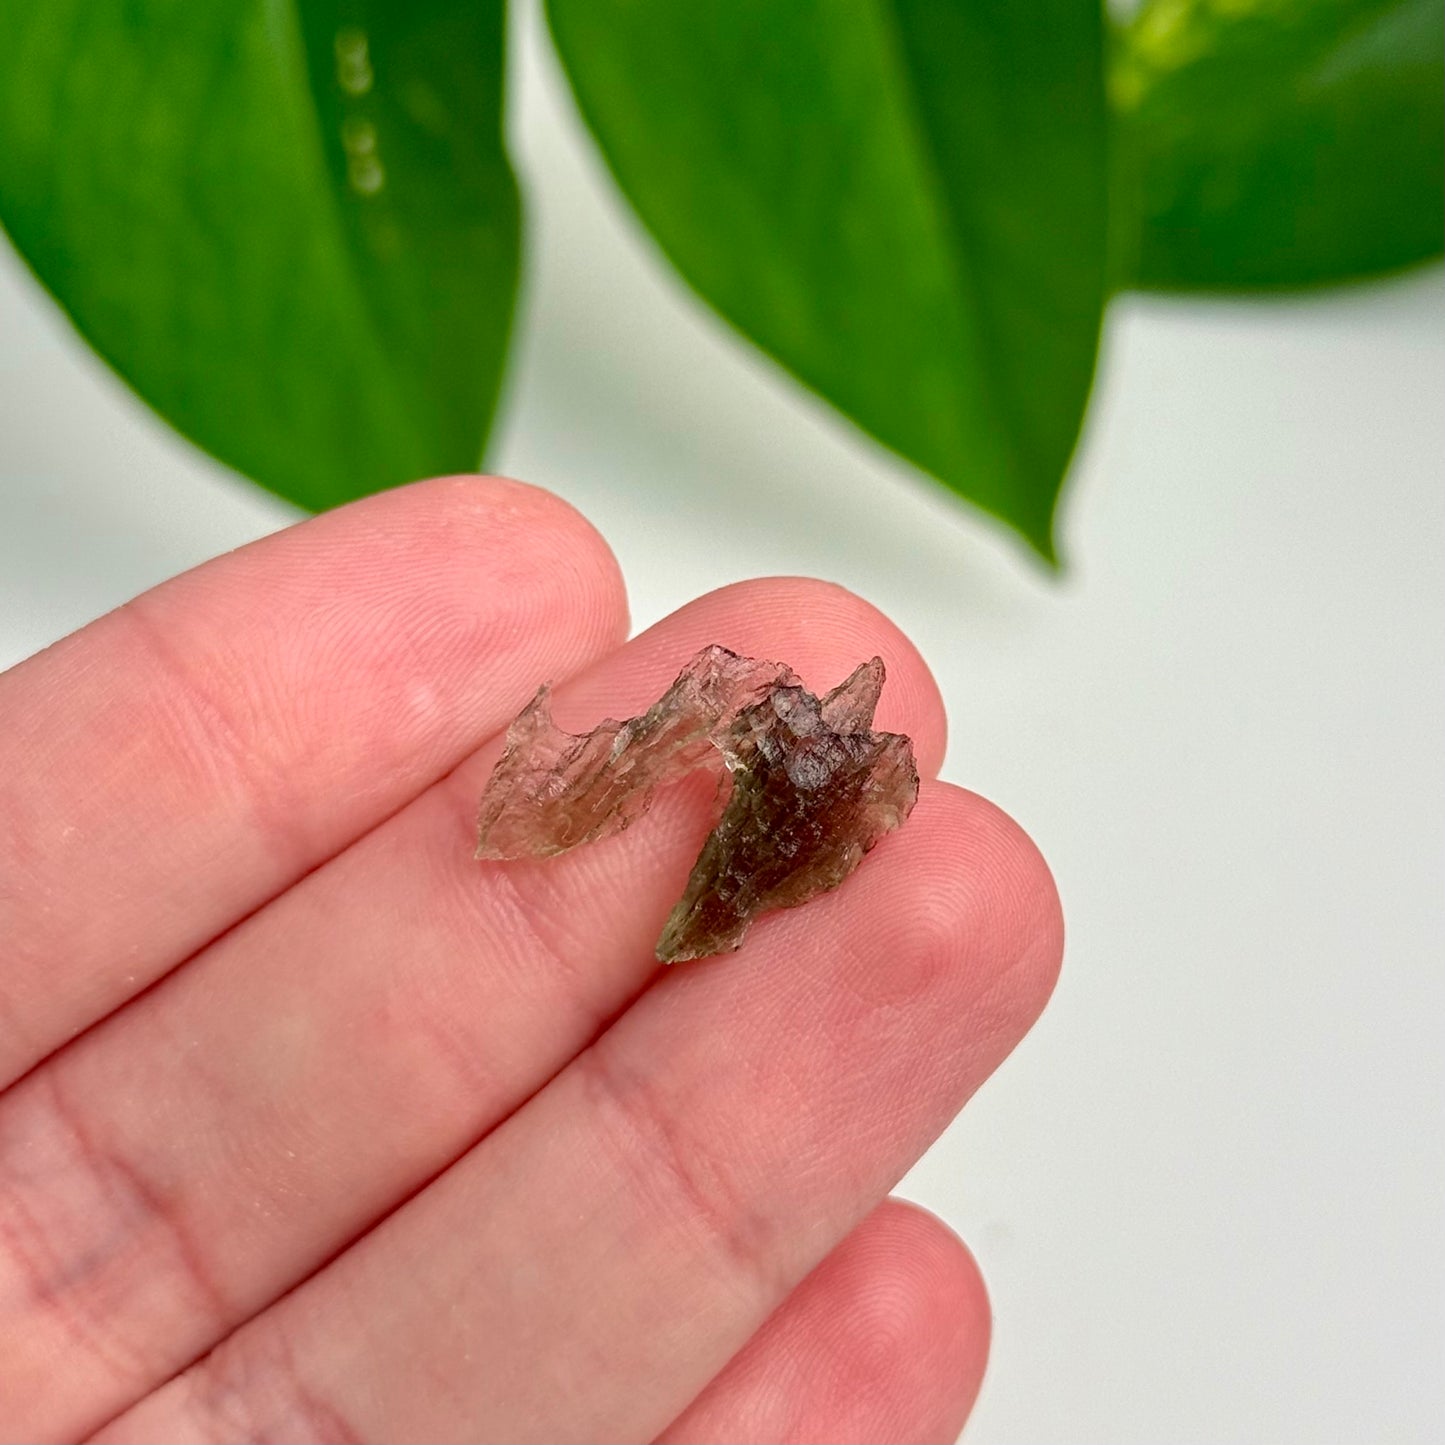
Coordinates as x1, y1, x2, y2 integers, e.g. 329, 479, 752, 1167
2, 9, 1443, 1442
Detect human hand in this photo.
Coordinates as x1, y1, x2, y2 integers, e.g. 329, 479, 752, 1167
0, 477, 1062, 1444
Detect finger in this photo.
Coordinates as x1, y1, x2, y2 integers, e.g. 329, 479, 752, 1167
0, 579, 947, 1440
0, 475, 626, 1087
658, 1199, 990, 1445
97, 782, 1060, 1445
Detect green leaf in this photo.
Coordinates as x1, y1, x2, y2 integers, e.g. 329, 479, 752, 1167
545, 0, 1110, 562
1113, 0, 1445, 290
0, 0, 519, 511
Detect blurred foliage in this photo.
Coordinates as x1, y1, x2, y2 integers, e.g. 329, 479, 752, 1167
0, 0, 1439, 559
1113, 0, 1445, 289
0, 0, 517, 511
546, 0, 1108, 562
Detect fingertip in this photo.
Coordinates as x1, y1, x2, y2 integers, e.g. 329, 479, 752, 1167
864, 1199, 992, 1433
0, 470, 635, 1092
660, 1197, 993, 1445
867, 784, 1064, 1037
363, 475, 632, 646
944, 786, 1066, 1028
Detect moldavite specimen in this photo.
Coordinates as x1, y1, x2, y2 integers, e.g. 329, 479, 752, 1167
475, 644, 919, 962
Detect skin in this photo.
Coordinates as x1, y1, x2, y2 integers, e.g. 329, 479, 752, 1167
0, 476, 1063, 1444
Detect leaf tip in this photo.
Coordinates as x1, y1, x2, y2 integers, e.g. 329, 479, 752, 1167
1023, 522, 1062, 571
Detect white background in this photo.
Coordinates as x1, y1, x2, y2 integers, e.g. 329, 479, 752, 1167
2, 9, 1442, 1442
